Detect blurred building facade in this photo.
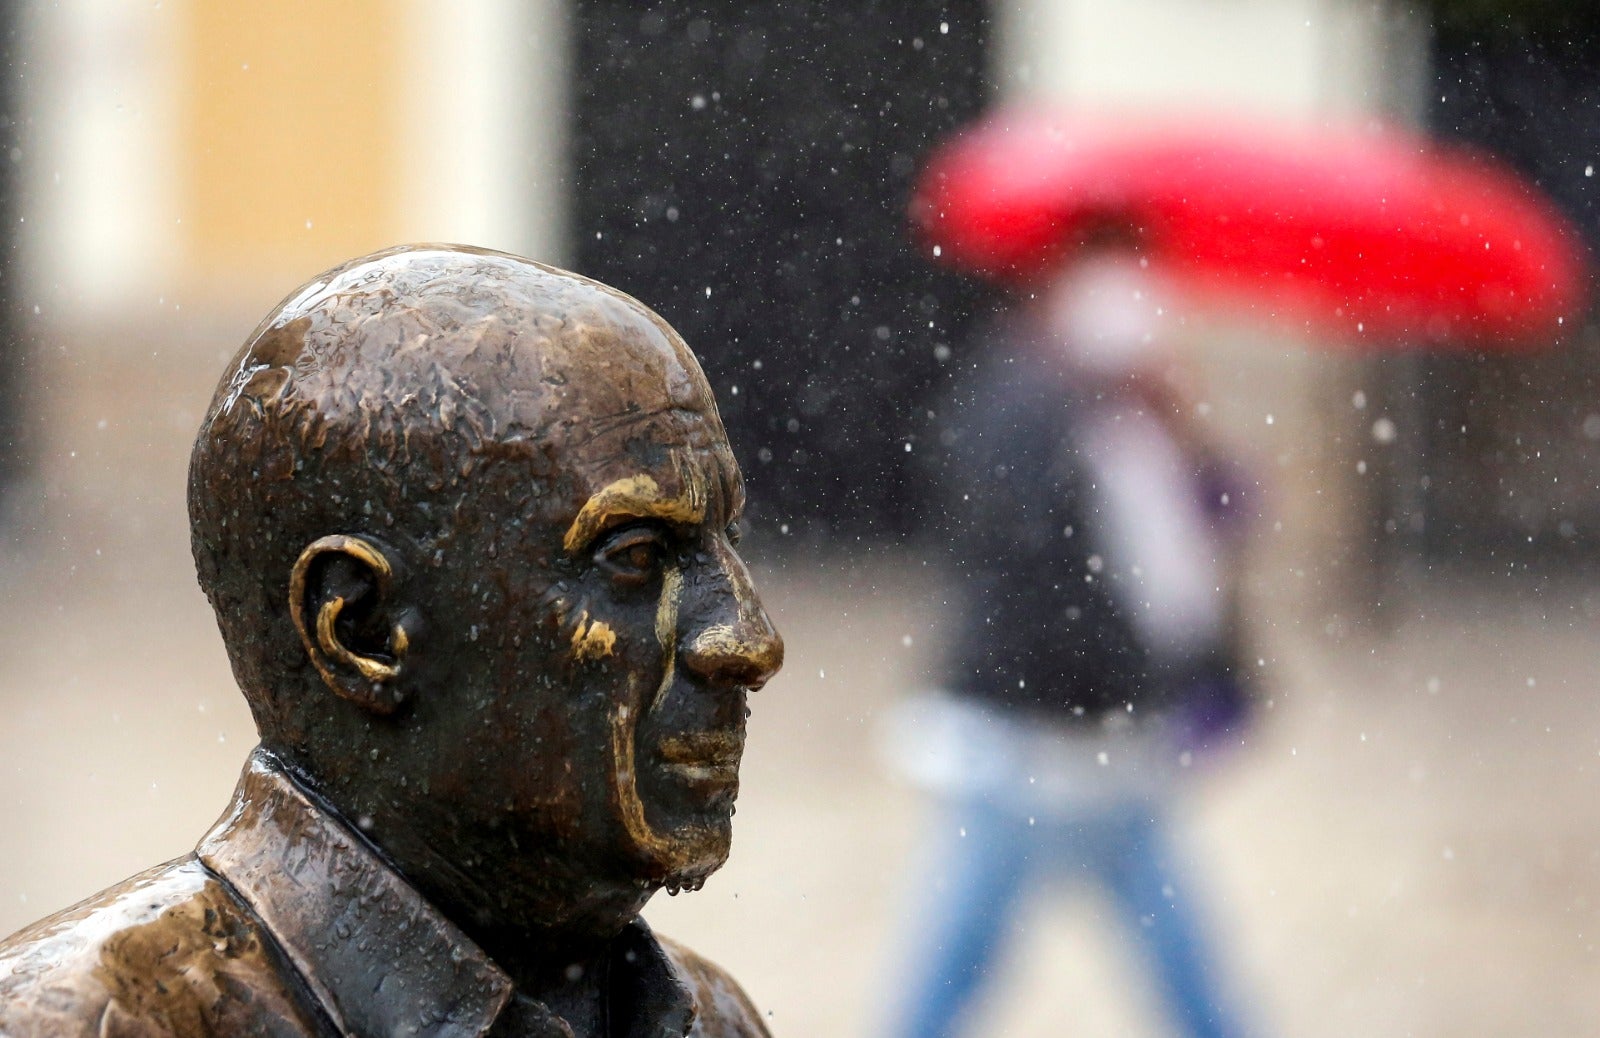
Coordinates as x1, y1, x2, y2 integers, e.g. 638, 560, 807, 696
15, 0, 1595, 605
25, 0, 567, 317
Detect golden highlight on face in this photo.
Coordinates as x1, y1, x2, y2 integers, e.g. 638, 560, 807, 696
650, 567, 685, 712
608, 700, 700, 875
570, 612, 617, 661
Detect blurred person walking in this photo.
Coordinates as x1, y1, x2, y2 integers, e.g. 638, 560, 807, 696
882, 233, 1256, 1038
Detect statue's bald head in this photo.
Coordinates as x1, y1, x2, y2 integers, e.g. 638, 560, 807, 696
188, 244, 730, 744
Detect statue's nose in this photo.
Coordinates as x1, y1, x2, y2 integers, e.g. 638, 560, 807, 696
681, 550, 784, 690
682, 608, 784, 691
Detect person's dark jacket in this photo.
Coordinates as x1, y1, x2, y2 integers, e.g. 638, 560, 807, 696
930, 328, 1243, 727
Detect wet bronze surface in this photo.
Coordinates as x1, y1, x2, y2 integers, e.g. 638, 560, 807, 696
0, 245, 783, 1036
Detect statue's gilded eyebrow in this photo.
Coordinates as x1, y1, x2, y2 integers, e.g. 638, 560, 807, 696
563, 473, 707, 555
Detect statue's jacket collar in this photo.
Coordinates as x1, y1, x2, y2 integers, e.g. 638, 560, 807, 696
199, 749, 699, 1038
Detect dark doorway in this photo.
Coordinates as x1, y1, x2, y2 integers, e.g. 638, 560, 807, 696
570, 1, 998, 542
1390, 14, 1600, 569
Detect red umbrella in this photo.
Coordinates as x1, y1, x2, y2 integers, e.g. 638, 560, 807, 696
913, 110, 1589, 345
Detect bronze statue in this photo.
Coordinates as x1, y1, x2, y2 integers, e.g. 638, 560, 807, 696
0, 245, 785, 1036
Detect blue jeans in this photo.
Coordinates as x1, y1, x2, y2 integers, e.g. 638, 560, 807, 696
884, 793, 1250, 1038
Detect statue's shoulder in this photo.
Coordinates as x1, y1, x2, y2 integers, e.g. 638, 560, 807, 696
656, 935, 773, 1038
0, 856, 326, 1036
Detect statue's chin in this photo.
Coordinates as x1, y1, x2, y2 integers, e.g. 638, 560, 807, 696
609, 703, 736, 886
618, 809, 730, 890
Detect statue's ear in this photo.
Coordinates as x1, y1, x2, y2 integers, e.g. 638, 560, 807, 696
289, 535, 413, 715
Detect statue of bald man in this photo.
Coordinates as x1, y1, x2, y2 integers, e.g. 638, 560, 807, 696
0, 245, 785, 1037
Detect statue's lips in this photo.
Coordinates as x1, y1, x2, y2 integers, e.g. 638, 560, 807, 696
655, 732, 743, 787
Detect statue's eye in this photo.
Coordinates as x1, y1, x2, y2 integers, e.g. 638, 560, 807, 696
596, 526, 668, 585
726, 519, 745, 546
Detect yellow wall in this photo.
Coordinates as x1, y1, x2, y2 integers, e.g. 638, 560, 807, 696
180, 1, 401, 280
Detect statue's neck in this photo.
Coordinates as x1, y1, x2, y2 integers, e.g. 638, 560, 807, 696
276, 754, 655, 990
367, 818, 654, 966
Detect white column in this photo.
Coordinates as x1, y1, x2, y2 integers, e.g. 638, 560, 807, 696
994, 0, 1422, 121
23, 0, 183, 316
394, 0, 570, 266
